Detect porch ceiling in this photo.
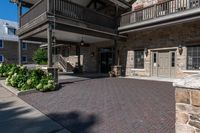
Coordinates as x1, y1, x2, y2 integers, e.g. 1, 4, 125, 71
32, 30, 109, 44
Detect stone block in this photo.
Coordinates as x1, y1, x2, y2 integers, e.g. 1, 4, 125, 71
190, 114, 200, 122
191, 90, 200, 107
189, 120, 200, 129
176, 112, 189, 124
176, 104, 187, 112
176, 123, 195, 133
176, 88, 190, 104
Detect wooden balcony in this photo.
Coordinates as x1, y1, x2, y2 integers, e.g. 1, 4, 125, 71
119, 0, 200, 32
19, 0, 117, 37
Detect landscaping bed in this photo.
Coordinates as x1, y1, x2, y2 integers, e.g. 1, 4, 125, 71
0, 63, 56, 92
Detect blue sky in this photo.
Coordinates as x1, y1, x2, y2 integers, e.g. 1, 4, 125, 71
0, 0, 18, 22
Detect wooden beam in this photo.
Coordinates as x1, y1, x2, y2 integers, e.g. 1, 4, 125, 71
87, 0, 96, 8
25, 37, 80, 45
10, 0, 33, 8
54, 22, 127, 41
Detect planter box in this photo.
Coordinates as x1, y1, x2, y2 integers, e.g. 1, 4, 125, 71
0, 80, 37, 96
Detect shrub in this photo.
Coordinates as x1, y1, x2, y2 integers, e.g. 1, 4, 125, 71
0, 63, 56, 92
32, 48, 47, 65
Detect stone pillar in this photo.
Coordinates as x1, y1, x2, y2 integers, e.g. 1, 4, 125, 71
173, 74, 200, 133
47, 24, 53, 67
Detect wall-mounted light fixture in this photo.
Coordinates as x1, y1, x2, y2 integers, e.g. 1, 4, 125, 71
178, 45, 183, 55
144, 48, 148, 57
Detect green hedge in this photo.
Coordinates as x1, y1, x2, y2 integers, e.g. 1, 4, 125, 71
0, 63, 56, 92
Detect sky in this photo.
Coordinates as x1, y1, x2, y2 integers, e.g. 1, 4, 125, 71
0, 0, 18, 22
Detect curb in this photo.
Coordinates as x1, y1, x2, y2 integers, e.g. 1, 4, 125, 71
0, 80, 38, 96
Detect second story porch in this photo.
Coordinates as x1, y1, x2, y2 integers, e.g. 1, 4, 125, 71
18, 0, 127, 41
119, 0, 200, 33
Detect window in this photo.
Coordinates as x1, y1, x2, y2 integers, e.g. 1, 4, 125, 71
0, 40, 3, 48
134, 50, 144, 69
7, 27, 16, 35
0, 55, 4, 62
22, 43, 27, 50
187, 46, 200, 70
171, 52, 175, 67
21, 56, 27, 63
153, 53, 157, 63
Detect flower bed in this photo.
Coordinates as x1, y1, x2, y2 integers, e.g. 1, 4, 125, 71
0, 63, 56, 92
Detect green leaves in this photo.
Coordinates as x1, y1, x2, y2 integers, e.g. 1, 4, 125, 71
32, 49, 48, 65
0, 63, 56, 92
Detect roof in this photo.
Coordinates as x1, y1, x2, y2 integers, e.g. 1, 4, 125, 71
0, 19, 18, 42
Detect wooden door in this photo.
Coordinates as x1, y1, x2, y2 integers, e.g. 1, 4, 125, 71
158, 51, 170, 77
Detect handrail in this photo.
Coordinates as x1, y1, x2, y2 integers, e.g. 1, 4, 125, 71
120, 0, 200, 26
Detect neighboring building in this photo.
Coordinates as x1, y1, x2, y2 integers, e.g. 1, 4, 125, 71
0, 19, 40, 64
12, 0, 200, 78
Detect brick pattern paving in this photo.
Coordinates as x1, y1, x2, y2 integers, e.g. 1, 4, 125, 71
20, 78, 175, 133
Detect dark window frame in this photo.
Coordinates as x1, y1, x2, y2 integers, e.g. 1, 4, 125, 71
187, 46, 200, 70
21, 55, 28, 63
7, 27, 16, 35
22, 43, 27, 50
0, 54, 4, 62
134, 50, 144, 69
171, 52, 175, 67
0, 40, 3, 48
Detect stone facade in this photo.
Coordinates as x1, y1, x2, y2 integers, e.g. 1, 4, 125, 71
55, 21, 200, 78
121, 20, 200, 78
174, 75, 200, 133
0, 40, 40, 64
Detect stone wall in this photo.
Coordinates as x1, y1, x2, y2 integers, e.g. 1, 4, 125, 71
123, 21, 200, 78
174, 75, 200, 133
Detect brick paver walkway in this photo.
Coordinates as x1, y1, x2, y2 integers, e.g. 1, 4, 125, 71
20, 78, 175, 133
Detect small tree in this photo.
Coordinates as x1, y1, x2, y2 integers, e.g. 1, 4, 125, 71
32, 48, 47, 65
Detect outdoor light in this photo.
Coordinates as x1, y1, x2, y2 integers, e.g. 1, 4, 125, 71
91, 52, 95, 57
144, 48, 148, 56
80, 38, 84, 46
52, 36, 56, 44
178, 45, 183, 55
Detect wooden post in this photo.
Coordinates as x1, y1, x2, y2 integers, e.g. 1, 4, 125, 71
76, 44, 81, 69
47, 24, 53, 67
18, 1, 22, 65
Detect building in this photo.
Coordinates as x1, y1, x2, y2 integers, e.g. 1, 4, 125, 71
0, 19, 40, 64
12, 0, 200, 78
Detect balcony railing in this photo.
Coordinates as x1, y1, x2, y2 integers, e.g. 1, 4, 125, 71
20, 0, 116, 29
120, 0, 200, 26
21, 0, 47, 26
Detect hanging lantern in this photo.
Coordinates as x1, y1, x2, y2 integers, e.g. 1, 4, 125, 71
80, 38, 84, 46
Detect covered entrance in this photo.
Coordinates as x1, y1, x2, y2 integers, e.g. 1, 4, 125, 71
151, 50, 176, 78
99, 48, 115, 73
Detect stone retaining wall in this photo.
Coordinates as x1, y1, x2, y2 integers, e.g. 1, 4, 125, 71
174, 74, 200, 133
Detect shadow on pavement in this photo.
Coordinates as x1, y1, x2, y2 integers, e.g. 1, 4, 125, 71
0, 101, 64, 133
48, 111, 99, 133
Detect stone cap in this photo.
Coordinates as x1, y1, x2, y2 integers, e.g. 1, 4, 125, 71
173, 74, 200, 89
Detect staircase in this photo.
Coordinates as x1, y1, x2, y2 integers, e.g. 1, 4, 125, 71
58, 55, 74, 72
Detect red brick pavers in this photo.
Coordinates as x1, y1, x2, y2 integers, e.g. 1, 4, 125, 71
20, 78, 175, 133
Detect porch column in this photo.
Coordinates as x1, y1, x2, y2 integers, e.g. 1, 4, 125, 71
47, 24, 53, 67
114, 39, 119, 65
76, 44, 81, 68
17, 1, 22, 65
